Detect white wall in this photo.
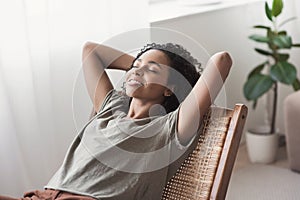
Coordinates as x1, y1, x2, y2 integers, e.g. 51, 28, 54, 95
150, 0, 300, 137
0, 0, 149, 196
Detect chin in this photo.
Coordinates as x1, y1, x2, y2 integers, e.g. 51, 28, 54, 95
125, 88, 137, 97
125, 90, 133, 97
125, 86, 143, 97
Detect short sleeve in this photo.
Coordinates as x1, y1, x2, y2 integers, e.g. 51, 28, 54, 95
166, 105, 197, 150
97, 89, 129, 114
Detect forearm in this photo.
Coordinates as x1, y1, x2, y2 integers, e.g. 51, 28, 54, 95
83, 42, 134, 71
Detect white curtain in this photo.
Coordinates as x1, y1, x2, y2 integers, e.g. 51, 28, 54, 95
0, 0, 148, 196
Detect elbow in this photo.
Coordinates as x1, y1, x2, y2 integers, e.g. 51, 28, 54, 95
211, 51, 233, 81
217, 51, 233, 69
83, 41, 97, 50
82, 41, 99, 60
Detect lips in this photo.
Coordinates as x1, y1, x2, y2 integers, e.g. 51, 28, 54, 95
127, 79, 145, 87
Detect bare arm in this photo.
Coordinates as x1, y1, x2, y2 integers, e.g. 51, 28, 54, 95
82, 42, 135, 113
177, 52, 233, 145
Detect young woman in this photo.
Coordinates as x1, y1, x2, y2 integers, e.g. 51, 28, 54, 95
0, 43, 232, 200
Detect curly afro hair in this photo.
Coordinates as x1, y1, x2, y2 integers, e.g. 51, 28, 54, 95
131, 43, 203, 113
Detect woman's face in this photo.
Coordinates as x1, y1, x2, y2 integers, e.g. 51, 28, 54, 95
125, 49, 172, 102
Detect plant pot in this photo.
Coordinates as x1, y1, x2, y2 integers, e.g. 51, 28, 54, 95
245, 126, 279, 164
284, 91, 300, 172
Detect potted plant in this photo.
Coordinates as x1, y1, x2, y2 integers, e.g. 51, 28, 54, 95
243, 0, 300, 163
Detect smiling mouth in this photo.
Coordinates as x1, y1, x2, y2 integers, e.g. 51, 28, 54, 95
127, 79, 145, 86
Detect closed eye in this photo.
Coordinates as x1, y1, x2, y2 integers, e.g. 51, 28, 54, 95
147, 67, 158, 73
130, 65, 159, 74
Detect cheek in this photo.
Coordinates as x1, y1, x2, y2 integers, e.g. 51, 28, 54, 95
146, 77, 169, 92
145, 78, 168, 89
161, 68, 170, 85
125, 70, 132, 80
147, 85, 167, 94
148, 70, 169, 85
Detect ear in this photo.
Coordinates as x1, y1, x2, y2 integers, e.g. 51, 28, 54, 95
164, 85, 175, 97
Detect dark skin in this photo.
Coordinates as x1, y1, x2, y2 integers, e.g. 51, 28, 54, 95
82, 42, 232, 145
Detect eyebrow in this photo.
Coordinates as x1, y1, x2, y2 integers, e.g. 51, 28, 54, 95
136, 58, 162, 68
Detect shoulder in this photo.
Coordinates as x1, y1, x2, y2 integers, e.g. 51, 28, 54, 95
155, 106, 181, 134
97, 89, 129, 114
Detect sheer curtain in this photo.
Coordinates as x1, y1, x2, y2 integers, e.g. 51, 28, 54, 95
0, 0, 148, 196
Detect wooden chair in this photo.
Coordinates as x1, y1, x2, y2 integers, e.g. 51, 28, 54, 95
161, 104, 248, 200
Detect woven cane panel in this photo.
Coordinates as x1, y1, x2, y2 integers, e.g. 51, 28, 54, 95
162, 111, 231, 200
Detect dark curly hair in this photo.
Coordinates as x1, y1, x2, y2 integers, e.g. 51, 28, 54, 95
130, 43, 203, 113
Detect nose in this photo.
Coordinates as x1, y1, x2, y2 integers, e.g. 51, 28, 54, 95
133, 67, 144, 76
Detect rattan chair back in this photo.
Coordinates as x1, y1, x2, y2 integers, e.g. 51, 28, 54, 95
161, 104, 247, 200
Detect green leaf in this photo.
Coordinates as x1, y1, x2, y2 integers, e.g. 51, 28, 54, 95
278, 31, 287, 35
255, 48, 272, 56
247, 62, 267, 79
292, 78, 300, 91
277, 53, 289, 61
273, 35, 292, 49
253, 25, 271, 30
265, 2, 273, 21
270, 61, 297, 84
292, 43, 300, 47
243, 74, 273, 100
272, 0, 283, 17
249, 34, 270, 43
279, 16, 297, 28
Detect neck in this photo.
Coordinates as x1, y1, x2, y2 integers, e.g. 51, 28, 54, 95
127, 98, 164, 119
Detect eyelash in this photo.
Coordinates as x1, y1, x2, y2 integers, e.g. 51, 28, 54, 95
130, 65, 158, 73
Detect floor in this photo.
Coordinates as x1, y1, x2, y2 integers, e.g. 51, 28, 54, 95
227, 142, 300, 200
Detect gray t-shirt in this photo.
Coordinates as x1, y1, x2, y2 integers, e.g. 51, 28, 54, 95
45, 90, 195, 200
